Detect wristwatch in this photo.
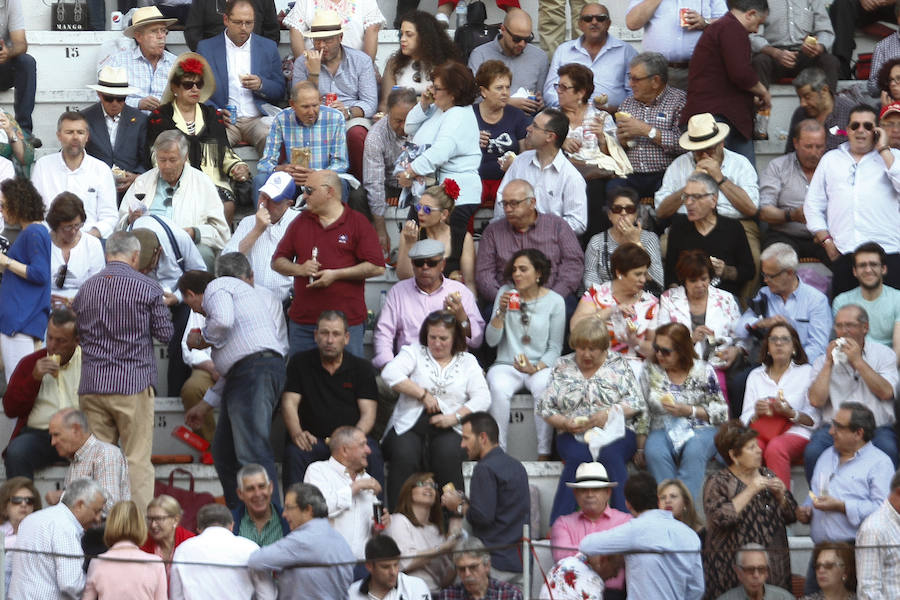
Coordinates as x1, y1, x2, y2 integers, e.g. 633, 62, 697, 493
647, 127, 658, 140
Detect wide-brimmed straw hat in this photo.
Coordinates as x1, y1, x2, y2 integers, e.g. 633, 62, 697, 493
87, 66, 139, 96
161, 52, 216, 105
565, 462, 619, 489
679, 113, 730, 151
124, 6, 177, 39
302, 10, 345, 38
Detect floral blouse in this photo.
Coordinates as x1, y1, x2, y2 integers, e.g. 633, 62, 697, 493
639, 360, 728, 431
657, 284, 740, 356
581, 282, 659, 360
283, 0, 386, 52
537, 352, 648, 435
539, 554, 605, 600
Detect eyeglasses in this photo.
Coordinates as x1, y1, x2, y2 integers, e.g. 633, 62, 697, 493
681, 192, 713, 203
59, 221, 84, 233
412, 258, 442, 268
179, 80, 204, 91
164, 186, 174, 207
609, 204, 637, 214
834, 320, 861, 330
652, 344, 674, 356
9, 496, 35, 506
553, 82, 574, 92
738, 565, 769, 575
100, 94, 126, 103
283, 503, 300, 510
761, 269, 786, 280
415, 203, 436, 215
55, 264, 68, 289
499, 197, 532, 208
768, 335, 792, 345
628, 73, 653, 83
581, 14, 609, 22
415, 480, 438, 489
890, 77, 900, 85
145, 515, 175, 524
848, 121, 875, 131
507, 32, 534, 44
815, 561, 844, 570
302, 184, 329, 196
831, 420, 857, 432
228, 19, 255, 27
425, 311, 457, 325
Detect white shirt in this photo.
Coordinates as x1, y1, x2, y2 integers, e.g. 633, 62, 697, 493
182, 310, 212, 368
741, 362, 820, 440
493, 149, 588, 235
303, 456, 378, 559
655, 148, 760, 220
169, 526, 276, 600
104, 108, 120, 148
347, 571, 432, 600
131, 214, 207, 300
32, 152, 118, 238
9, 504, 85, 600
49, 230, 106, 300
0, 154, 13, 231
804, 143, 900, 254
224, 33, 260, 119
223, 208, 299, 301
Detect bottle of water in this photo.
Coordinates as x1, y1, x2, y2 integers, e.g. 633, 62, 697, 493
455, 1, 468, 28
581, 105, 598, 155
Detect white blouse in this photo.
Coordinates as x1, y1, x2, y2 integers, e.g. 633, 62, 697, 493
384, 512, 453, 593
50, 232, 106, 300
283, 0, 386, 53
741, 362, 820, 440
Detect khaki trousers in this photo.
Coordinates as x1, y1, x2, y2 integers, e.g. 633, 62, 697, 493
180, 369, 217, 442
225, 116, 271, 156
539, 0, 588, 57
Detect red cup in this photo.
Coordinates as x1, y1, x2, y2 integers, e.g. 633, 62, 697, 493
508, 290, 521, 311
325, 93, 338, 107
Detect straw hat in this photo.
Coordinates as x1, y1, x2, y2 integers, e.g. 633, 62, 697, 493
302, 10, 345, 38
124, 6, 177, 39
161, 52, 216, 105
679, 113, 730, 151
87, 66, 139, 97
565, 462, 618, 489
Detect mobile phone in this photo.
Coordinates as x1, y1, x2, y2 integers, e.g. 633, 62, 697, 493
875, 130, 881, 142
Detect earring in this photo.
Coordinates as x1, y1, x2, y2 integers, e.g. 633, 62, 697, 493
792, 351, 796, 357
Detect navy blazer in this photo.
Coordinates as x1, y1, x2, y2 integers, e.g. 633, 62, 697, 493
197, 32, 286, 114
82, 102, 148, 174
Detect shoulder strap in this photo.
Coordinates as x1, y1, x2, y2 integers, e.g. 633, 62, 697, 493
127, 215, 186, 272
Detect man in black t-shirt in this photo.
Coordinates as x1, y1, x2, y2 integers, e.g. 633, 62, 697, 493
280, 310, 384, 490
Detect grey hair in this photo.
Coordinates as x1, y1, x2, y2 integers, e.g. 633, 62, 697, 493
61, 478, 107, 509
287, 483, 328, 518
792, 118, 825, 140
454, 537, 491, 565
56, 408, 90, 433
105, 231, 141, 258
386, 87, 417, 110
153, 129, 190, 160
735, 543, 769, 568
237, 463, 270, 490
760, 242, 798, 272
328, 426, 362, 453
215, 252, 253, 280
837, 303, 869, 326
793, 67, 829, 93
685, 171, 719, 197
631, 52, 669, 84
196, 503, 234, 531
503, 178, 535, 199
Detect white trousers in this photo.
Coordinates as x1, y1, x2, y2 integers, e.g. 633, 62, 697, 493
486, 364, 554, 455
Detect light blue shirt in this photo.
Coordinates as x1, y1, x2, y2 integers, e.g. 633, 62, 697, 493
627, 0, 728, 62
149, 177, 177, 218
807, 443, 895, 543
832, 285, 900, 349
579, 509, 704, 600
544, 35, 637, 109
292, 45, 378, 117
736, 279, 832, 361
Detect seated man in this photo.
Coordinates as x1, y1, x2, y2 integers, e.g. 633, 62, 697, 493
829, 0, 896, 79
786, 67, 854, 152
717, 544, 794, 599
348, 535, 431, 600
374, 239, 484, 369
833, 242, 900, 362
282, 310, 384, 488
882, 102, 900, 150
46, 408, 130, 515
196, 0, 285, 154
303, 426, 384, 561
255, 81, 349, 200
492, 108, 587, 236
185, 0, 281, 51
805, 305, 899, 480
3, 308, 81, 479
478, 179, 584, 306
759, 119, 829, 261
437, 538, 523, 600
0, 0, 35, 143
855, 468, 900, 599
361, 87, 416, 253
867, 5, 900, 98
31, 111, 118, 239
120, 130, 231, 266
108, 6, 178, 113
83, 66, 148, 195
293, 10, 378, 182
222, 172, 299, 303
231, 463, 289, 547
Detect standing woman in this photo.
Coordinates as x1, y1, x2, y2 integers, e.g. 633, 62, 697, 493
0, 177, 50, 384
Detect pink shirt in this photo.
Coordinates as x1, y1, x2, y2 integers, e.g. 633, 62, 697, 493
550, 507, 632, 589
82, 541, 167, 600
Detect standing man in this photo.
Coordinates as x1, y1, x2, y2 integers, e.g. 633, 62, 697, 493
0, 0, 36, 142
197, 0, 285, 155
544, 3, 636, 111
442, 412, 529, 585
272, 169, 385, 357
73, 231, 173, 513
856, 468, 900, 600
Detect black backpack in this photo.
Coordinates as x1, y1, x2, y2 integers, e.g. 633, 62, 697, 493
453, 1, 501, 63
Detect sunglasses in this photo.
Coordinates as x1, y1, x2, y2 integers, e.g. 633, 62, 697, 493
609, 204, 637, 214
508, 32, 534, 44
848, 121, 874, 131
179, 80, 204, 91
302, 184, 329, 196
55, 264, 68, 289
815, 561, 843, 570
425, 311, 457, 325
415, 203, 437, 215
9, 496, 35, 506
652, 343, 674, 356
100, 94, 127, 103
415, 480, 438, 489
738, 565, 768, 575
581, 14, 609, 22
164, 186, 174, 207
412, 258, 442, 268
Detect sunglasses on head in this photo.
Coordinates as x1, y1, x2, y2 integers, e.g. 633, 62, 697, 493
581, 14, 609, 22
412, 257, 442, 268
101, 94, 127, 103
609, 204, 637, 214
10, 496, 35, 506
652, 343, 674, 356
179, 80, 204, 91
425, 311, 457, 325
508, 32, 534, 44
848, 121, 874, 131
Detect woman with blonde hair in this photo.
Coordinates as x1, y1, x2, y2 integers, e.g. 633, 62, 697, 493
657, 478, 703, 532
139, 494, 195, 583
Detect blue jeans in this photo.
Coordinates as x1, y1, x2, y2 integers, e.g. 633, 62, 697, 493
284, 436, 385, 494
213, 353, 285, 508
0, 54, 36, 133
4, 427, 61, 479
645, 426, 719, 508
288, 320, 364, 358
804, 424, 899, 481
550, 430, 636, 525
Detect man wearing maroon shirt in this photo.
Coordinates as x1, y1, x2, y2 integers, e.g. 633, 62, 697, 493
682, 0, 771, 165
272, 169, 385, 358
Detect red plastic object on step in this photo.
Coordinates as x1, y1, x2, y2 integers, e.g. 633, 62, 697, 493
172, 425, 211, 452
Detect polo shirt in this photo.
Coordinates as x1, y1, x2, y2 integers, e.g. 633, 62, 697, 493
238, 503, 285, 547
283, 349, 377, 438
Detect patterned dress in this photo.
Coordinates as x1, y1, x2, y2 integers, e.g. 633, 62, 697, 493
703, 467, 798, 600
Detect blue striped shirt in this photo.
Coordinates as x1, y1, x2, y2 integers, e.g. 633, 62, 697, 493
257, 106, 349, 177
73, 261, 173, 395
107, 44, 177, 112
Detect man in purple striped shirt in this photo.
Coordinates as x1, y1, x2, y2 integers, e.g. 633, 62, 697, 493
73, 231, 174, 513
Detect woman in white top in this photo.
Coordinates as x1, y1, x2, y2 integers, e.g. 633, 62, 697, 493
381, 310, 490, 509
47, 192, 105, 306
284, 0, 386, 61
740, 323, 818, 489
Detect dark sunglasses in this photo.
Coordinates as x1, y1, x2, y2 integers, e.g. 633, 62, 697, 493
179, 80, 204, 90
508, 32, 534, 44
848, 121, 874, 131
412, 258, 442, 268
55, 264, 68, 289
652, 343, 674, 356
164, 186, 174, 207
425, 311, 457, 325
10, 496, 35, 506
609, 204, 637, 214
415, 203, 436, 215
581, 14, 609, 22
100, 94, 127, 103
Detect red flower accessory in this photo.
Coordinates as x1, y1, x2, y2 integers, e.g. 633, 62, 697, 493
563, 569, 577, 588
442, 178, 460, 200
180, 57, 204, 76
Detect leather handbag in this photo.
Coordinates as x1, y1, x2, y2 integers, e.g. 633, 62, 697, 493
153, 468, 216, 532
52, 0, 91, 31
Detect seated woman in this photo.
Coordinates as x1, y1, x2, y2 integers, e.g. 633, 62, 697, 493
571, 243, 659, 377
799, 542, 857, 600
381, 311, 490, 509
139, 495, 195, 585
0, 110, 34, 177
396, 180, 476, 295
657, 478, 703, 534
583, 187, 664, 291
740, 323, 817, 488
47, 192, 105, 307
473, 60, 529, 207
384, 472, 462, 594
640, 322, 729, 505
0, 477, 40, 591
537, 317, 647, 520
486, 249, 565, 458
554, 64, 615, 157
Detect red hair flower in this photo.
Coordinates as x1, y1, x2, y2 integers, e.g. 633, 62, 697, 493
442, 178, 460, 200
180, 57, 204, 76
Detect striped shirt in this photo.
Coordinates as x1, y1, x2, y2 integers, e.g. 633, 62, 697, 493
63, 434, 130, 516
222, 208, 300, 302
856, 498, 900, 600
8, 504, 85, 600
107, 44, 177, 112
257, 106, 349, 178
73, 261, 174, 395
238, 505, 285, 547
